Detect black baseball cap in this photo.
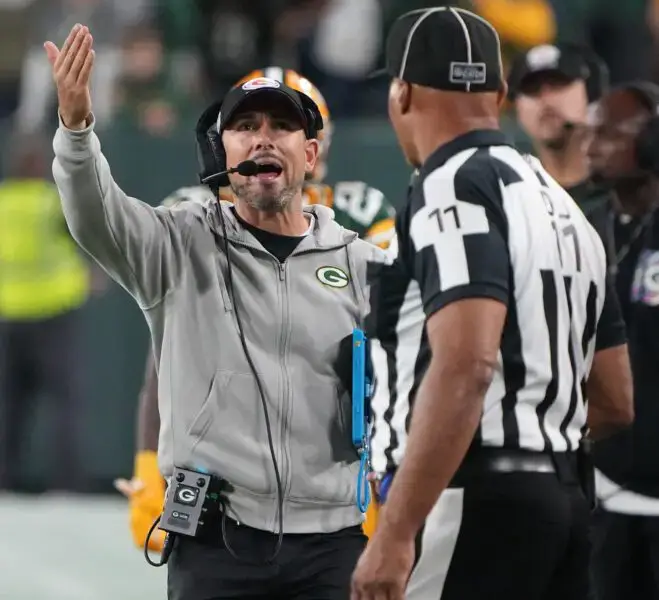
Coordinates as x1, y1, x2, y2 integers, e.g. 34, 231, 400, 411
216, 76, 322, 138
378, 6, 504, 92
507, 44, 591, 100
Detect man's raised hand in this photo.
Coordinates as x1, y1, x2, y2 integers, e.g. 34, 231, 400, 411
44, 24, 95, 130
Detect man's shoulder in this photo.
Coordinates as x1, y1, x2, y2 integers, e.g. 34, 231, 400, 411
157, 186, 216, 237
308, 203, 386, 260
347, 236, 388, 265
569, 180, 612, 222
416, 148, 509, 214
419, 144, 513, 193
161, 185, 215, 208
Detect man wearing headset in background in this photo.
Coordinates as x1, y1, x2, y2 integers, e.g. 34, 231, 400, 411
585, 82, 659, 600
115, 67, 391, 553
46, 24, 385, 600
509, 43, 611, 216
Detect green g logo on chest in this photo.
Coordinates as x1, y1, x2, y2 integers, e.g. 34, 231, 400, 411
316, 266, 349, 288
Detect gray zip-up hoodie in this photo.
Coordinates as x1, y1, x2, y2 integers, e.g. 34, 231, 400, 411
52, 117, 385, 534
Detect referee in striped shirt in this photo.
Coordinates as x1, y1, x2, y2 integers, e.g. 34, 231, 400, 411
351, 7, 634, 600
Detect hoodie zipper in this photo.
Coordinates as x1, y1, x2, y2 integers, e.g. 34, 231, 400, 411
277, 260, 293, 529
216, 235, 354, 529
217, 237, 292, 524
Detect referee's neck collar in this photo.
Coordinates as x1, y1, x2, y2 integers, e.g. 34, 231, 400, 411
420, 129, 510, 174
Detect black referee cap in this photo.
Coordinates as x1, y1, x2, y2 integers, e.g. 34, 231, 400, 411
507, 44, 591, 100
379, 6, 504, 93
216, 76, 322, 138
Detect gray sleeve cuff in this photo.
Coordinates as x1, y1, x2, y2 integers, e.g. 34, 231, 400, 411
53, 112, 98, 161
58, 111, 95, 133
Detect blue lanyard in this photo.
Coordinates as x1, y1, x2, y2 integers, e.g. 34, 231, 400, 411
352, 328, 372, 512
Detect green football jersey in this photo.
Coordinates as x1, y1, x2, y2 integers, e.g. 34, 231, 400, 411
303, 181, 396, 248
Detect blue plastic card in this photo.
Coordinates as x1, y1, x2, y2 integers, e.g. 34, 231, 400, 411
352, 328, 372, 512
352, 328, 370, 448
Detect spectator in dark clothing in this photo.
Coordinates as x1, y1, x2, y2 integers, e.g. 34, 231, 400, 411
586, 81, 659, 600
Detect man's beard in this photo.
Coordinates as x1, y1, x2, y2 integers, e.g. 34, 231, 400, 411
231, 180, 301, 213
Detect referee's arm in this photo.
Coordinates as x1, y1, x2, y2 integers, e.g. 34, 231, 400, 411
378, 172, 509, 542
586, 275, 634, 440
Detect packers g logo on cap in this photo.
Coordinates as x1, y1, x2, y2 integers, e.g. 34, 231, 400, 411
242, 77, 281, 91
316, 266, 349, 288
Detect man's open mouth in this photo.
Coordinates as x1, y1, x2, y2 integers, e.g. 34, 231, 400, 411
253, 160, 283, 181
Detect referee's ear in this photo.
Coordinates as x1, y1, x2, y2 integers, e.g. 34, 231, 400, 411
390, 78, 412, 116
496, 81, 509, 109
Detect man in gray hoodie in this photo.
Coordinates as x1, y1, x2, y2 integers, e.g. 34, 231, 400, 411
45, 24, 384, 600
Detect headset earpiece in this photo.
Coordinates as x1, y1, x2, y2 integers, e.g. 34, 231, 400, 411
623, 81, 659, 176
583, 51, 609, 104
195, 101, 226, 192
637, 117, 659, 175
306, 109, 319, 134
298, 92, 324, 138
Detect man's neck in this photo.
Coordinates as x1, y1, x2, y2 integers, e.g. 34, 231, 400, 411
414, 117, 500, 167
234, 198, 309, 236
536, 144, 589, 189
613, 177, 659, 217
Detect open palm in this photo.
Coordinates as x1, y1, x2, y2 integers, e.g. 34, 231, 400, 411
44, 24, 95, 129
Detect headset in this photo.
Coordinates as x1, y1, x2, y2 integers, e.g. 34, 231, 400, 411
619, 81, 659, 176
582, 47, 609, 104
194, 91, 324, 192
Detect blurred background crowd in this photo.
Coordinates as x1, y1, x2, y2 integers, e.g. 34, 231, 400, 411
1, 0, 659, 597
1, 0, 659, 134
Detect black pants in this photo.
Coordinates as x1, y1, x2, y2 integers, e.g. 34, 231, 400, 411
0, 310, 84, 491
167, 519, 366, 600
406, 470, 591, 600
591, 510, 659, 600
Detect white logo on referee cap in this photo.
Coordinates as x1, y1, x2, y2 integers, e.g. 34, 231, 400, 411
526, 44, 560, 71
450, 62, 486, 84
242, 77, 281, 91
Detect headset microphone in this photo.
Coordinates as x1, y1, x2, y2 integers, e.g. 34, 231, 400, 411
201, 160, 259, 184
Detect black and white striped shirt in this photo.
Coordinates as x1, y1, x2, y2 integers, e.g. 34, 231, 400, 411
368, 130, 626, 474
